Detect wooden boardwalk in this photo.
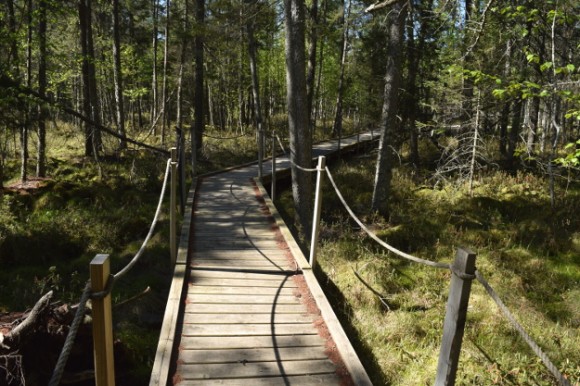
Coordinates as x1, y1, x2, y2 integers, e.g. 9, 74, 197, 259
150, 134, 377, 386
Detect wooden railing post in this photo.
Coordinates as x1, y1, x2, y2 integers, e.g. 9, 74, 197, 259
309, 156, 326, 268
258, 126, 264, 180
435, 248, 477, 386
91, 254, 115, 386
170, 148, 177, 265
271, 131, 276, 201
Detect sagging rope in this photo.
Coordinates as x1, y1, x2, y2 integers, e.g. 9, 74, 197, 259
48, 157, 173, 385
324, 166, 450, 269
475, 271, 572, 386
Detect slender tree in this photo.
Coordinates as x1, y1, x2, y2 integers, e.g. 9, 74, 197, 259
192, 0, 204, 171
112, 0, 127, 150
284, 0, 313, 234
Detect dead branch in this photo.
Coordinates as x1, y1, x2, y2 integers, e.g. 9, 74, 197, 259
2, 291, 53, 349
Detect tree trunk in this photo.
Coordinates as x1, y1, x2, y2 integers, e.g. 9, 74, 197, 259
112, 0, 127, 150
284, 0, 313, 236
37, 0, 48, 177
246, 0, 264, 177
161, 0, 170, 145
507, 98, 522, 170
306, 0, 318, 132
79, 0, 101, 158
526, 96, 540, 154
21, 0, 33, 182
176, 0, 189, 132
193, 0, 204, 162
370, 0, 407, 217
332, 0, 350, 140
151, 0, 159, 131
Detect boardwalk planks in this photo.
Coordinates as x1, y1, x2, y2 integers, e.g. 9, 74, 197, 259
150, 133, 377, 386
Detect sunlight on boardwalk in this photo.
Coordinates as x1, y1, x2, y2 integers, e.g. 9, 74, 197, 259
173, 168, 346, 385
150, 133, 376, 386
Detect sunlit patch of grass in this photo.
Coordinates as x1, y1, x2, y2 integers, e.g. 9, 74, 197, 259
277, 153, 580, 385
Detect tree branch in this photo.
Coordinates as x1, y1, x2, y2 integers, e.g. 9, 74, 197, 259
365, 0, 404, 13
0, 75, 170, 156
2, 291, 53, 349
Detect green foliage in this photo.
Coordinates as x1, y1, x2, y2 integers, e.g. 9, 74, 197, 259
278, 155, 580, 385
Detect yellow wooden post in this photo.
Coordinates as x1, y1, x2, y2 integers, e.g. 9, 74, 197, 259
170, 147, 177, 265
90, 254, 115, 386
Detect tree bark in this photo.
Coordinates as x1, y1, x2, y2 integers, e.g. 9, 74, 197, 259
112, 0, 127, 150
161, 0, 171, 144
193, 0, 205, 163
370, 0, 407, 217
332, 0, 351, 140
151, 0, 159, 130
176, 0, 189, 132
284, 0, 313, 235
37, 0, 47, 177
246, 0, 264, 177
306, 0, 318, 132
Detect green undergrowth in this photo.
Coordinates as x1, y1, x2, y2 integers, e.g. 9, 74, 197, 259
277, 154, 579, 385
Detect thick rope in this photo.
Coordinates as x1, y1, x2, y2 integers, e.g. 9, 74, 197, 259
475, 271, 572, 386
49, 157, 173, 382
114, 158, 172, 281
48, 282, 92, 386
325, 166, 451, 269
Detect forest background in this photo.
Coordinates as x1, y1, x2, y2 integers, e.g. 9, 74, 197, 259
0, 0, 579, 385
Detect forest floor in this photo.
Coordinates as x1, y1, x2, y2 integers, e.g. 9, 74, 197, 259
276, 147, 579, 385
1, 125, 578, 385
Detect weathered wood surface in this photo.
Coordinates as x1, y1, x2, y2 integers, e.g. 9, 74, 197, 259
172, 166, 350, 385
150, 132, 377, 386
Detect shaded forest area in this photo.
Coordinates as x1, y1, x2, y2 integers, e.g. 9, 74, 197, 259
1, 0, 579, 384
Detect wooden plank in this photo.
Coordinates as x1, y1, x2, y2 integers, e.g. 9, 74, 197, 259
183, 303, 308, 314
191, 258, 289, 266
185, 293, 302, 304
182, 313, 312, 324
190, 270, 296, 281
181, 323, 318, 337
193, 239, 283, 248
254, 179, 374, 386
191, 250, 288, 259
176, 374, 342, 386
192, 264, 292, 272
179, 334, 324, 350
190, 277, 298, 288
178, 346, 330, 364
176, 359, 337, 380
188, 285, 298, 296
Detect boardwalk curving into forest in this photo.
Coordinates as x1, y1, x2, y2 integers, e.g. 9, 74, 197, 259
150, 133, 377, 386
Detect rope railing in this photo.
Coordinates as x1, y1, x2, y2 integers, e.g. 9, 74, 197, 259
475, 271, 572, 386
324, 165, 451, 269
301, 154, 571, 386
48, 155, 175, 386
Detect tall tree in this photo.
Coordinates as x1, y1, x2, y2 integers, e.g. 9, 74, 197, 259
284, 0, 313, 234
332, 0, 351, 141
306, 0, 319, 131
370, 0, 407, 217
193, 0, 204, 171
36, 0, 47, 177
112, 0, 127, 150
245, 0, 264, 177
